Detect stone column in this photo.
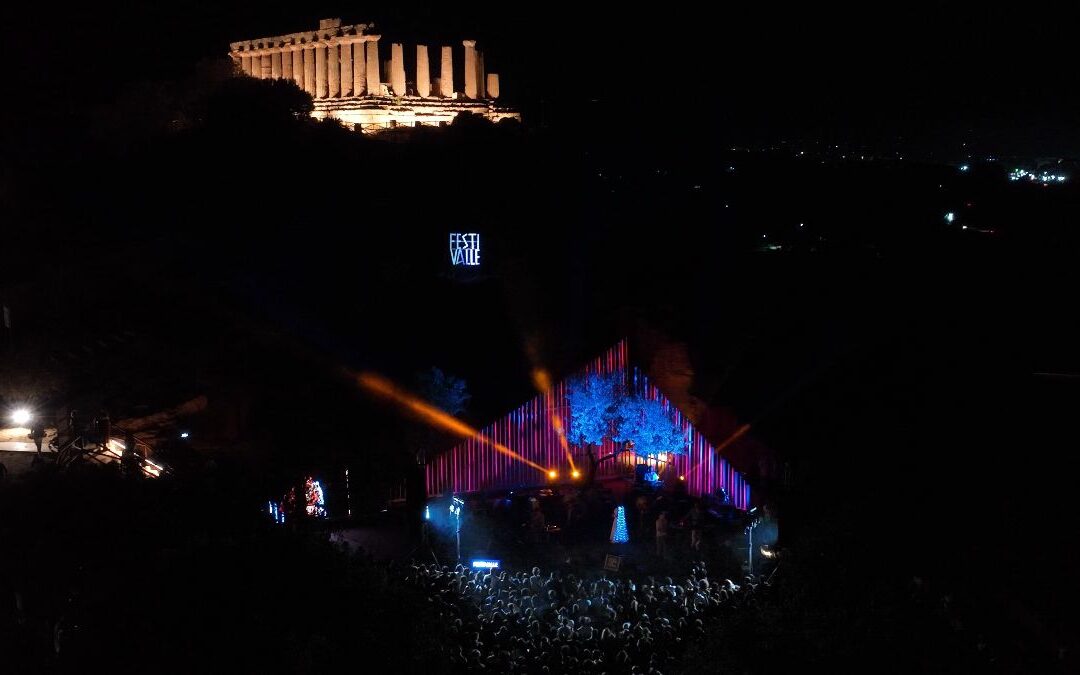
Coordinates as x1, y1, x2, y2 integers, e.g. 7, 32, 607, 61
365, 39, 380, 96
303, 45, 316, 97
260, 53, 272, 79
390, 43, 406, 96
486, 73, 500, 99
463, 40, 478, 98
315, 44, 328, 98
340, 42, 353, 96
282, 47, 293, 80
271, 49, 282, 79
241, 55, 252, 76
292, 48, 304, 88
478, 51, 486, 98
416, 45, 431, 97
353, 39, 366, 95
440, 46, 454, 97
328, 43, 340, 97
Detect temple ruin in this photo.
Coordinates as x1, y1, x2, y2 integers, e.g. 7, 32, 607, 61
229, 18, 521, 132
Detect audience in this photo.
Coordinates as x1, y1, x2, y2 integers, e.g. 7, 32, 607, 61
404, 560, 767, 673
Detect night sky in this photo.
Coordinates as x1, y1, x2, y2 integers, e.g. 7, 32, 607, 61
4, 4, 1077, 157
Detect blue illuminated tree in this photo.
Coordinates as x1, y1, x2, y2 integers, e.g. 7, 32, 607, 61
566, 372, 626, 482
567, 375, 688, 483
592, 396, 686, 481
617, 398, 688, 459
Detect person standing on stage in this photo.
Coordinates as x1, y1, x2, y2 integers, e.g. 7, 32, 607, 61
655, 511, 669, 558
688, 502, 705, 553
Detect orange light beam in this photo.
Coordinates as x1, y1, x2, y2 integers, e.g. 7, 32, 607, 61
355, 372, 548, 473
715, 423, 751, 454
548, 397, 577, 472
687, 423, 752, 480
534, 368, 577, 472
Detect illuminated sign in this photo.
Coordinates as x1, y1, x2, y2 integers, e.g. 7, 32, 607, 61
471, 559, 500, 569
450, 233, 481, 266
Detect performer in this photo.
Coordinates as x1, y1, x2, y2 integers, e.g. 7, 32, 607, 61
688, 502, 705, 553
655, 511, 670, 557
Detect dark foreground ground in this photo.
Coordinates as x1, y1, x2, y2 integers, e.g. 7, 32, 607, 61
3, 459, 1075, 673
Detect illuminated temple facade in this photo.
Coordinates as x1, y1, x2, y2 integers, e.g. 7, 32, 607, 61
426, 341, 752, 510
229, 18, 521, 132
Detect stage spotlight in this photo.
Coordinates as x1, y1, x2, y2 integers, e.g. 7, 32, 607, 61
11, 409, 31, 426
679, 475, 685, 481
571, 469, 581, 479
760, 544, 778, 559
548, 470, 558, 480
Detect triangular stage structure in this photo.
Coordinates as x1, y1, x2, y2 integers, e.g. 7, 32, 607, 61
426, 340, 751, 510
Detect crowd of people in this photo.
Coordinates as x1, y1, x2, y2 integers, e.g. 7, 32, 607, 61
404, 560, 770, 674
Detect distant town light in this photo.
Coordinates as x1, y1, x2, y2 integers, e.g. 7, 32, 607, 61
959, 164, 970, 172
10, 409, 31, 426
180, 432, 189, 438
1010, 168, 1067, 184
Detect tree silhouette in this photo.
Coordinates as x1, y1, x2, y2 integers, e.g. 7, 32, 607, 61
416, 367, 470, 417
204, 76, 314, 130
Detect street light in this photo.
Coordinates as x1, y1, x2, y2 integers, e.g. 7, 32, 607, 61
11, 409, 31, 426
451, 496, 465, 561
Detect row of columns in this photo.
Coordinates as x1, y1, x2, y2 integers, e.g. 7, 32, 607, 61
233, 38, 499, 100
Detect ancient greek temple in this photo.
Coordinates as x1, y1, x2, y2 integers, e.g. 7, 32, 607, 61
229, 18, 521, 132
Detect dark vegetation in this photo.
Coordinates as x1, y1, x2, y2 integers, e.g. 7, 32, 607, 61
0, 463, 445, 673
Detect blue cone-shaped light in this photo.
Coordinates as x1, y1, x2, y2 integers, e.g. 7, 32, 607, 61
611, 505, 630, 543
